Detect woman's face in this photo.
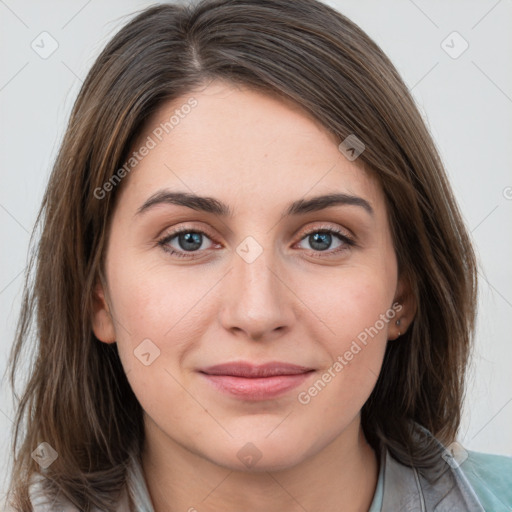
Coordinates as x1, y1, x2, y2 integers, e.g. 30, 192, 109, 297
93, 79, 409, 471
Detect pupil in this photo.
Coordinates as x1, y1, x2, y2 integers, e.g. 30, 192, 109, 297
310, 232, 331, 251
179, 232, 202, 251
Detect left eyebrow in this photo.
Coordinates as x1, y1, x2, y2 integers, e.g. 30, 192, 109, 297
135, 190, 374, 217
285, 193, 374, 217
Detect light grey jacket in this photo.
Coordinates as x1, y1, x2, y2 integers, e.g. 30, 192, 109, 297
26, 427, 512, 511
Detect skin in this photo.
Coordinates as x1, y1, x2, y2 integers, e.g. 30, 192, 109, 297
92, 79, 416, 512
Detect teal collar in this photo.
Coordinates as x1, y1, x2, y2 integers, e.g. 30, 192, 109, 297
126, 426, 486, 512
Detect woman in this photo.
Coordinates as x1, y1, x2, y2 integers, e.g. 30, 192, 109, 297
6, 0, 511, 511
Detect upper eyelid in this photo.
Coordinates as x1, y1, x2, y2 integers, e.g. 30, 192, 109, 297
159, 222, 350, 237
299, 224, 351, 237
159, 225, 217, 242
159, 223, 353, 246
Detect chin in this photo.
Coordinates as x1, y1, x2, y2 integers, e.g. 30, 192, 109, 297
205, 435, 313, 473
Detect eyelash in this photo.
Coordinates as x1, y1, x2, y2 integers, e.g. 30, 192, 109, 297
158, 227, 356, 259
157, 225, 356, 260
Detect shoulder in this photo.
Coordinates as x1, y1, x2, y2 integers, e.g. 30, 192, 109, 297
460, 450, 512, 511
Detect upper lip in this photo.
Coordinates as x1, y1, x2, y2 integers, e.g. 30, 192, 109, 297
198, 361, 314, 378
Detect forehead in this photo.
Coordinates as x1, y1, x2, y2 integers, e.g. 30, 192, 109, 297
121, 80, 384, 215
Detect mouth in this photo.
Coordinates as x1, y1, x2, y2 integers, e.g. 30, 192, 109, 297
197, 361, 316, 400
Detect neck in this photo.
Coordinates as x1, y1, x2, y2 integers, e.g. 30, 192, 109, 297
141, 417, 379, 512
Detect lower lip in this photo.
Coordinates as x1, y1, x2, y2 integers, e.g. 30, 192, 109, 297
199, 372, 314, 400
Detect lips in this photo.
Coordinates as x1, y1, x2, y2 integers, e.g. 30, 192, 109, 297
199, 361, 314, 377
198, 361, 315, 400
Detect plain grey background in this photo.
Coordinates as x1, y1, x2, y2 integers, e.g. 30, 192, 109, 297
1, 0, 511, 506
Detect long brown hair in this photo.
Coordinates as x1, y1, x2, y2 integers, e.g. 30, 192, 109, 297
5, 0, 477, 510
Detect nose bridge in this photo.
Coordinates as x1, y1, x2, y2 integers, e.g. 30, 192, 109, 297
218, 235, 293, 339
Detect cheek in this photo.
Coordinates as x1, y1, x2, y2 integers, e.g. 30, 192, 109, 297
296, 268, 394, 405
105, 256, 221, 391
301, 264, 395, 345
105, 261, 207, 425
102, 261, 161, 366
107, 256, 210, 338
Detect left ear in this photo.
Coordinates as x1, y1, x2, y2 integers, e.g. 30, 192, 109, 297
390, 272, 417, 340
91, 279, 117, 344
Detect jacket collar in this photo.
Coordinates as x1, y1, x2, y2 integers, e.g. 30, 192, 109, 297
379, 425, 485, 511
124, 424, 486, 512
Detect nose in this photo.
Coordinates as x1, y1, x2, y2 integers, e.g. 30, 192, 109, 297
218, 243, 296, 342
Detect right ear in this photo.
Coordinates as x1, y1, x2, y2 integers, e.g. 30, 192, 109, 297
91, 280, 116, 344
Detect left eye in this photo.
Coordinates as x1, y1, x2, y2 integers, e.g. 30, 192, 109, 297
295, 228, 355, 255
294, 228, 356, 258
